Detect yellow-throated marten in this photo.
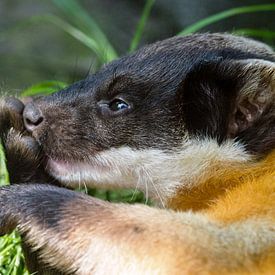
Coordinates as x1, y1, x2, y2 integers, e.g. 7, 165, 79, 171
0, 33, 274, 274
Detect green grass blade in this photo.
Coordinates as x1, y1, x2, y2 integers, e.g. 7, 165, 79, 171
51, 0, 118, 61
30, 14, 115, 63
179, 4, 275, 35
0, 145, 27, 274
21, 80, 68, 97
129, 0, 155, 52
0, 141, 9, 186
52, 0, 104, 38
233, 28, 275, 40
0, 11, 117, 64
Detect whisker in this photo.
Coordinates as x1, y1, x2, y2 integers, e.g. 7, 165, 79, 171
72, 57, 79, 83
150, 178, 166, 209
78, 172, 81, 191
144, 179, 149, 205
130, 180, 140, 202
85, 60, 95, 78
142, 166, 166, 208
83, 180, 88, 195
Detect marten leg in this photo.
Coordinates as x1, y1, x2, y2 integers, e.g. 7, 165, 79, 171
0, 184, 273, 274
0, 98, 60, 274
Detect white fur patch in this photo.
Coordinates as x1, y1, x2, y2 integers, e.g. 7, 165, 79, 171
46, 138, 251, 204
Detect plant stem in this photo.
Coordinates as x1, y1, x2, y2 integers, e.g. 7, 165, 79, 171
0, 141, 9, 186
129, 0, 155, 52
179, 4, 275, 35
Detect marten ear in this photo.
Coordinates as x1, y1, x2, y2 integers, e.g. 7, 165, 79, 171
179, 59, 275, 146
226, 59, 275, 138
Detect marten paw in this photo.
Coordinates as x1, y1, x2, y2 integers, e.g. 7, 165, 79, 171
0, 97, 53, 184
0, 97, 25, 136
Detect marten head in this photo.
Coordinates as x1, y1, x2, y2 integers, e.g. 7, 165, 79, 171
22, 33, 275, 199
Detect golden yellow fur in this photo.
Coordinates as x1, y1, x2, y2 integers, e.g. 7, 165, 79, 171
168, 151, 275, 217
159, 150, 275, 274
205, 152, 275, 223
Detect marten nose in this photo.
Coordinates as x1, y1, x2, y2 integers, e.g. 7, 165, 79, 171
23, 102, 44, 132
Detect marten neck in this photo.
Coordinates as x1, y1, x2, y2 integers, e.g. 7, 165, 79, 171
166, 146, 275, 213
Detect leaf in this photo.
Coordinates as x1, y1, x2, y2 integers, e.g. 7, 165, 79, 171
179, 4, 275, 35
129, 0, 155, 52
21, 80, 68, 97
233, 28, 275, 40
51, 0, 118, 62
0, 141, 9, 187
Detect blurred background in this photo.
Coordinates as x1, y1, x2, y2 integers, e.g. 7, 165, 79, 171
0, 0, 275, 95
0, 1, 275, 273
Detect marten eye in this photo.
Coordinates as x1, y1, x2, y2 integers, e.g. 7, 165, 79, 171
98, 98, 131, 117
109, 99, 129, 112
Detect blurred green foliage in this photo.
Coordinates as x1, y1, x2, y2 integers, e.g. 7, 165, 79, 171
0, 0, 274, 274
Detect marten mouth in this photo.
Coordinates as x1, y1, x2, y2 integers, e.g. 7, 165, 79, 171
46, 158, 91, 175
46, 158, 75, 176
45, 158, 89, 185
45, 156, 112, 182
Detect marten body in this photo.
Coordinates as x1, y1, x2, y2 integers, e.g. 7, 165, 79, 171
0, 33, 274, 274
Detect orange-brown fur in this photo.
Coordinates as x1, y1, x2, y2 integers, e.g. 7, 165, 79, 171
205, 152, 275, 223
168, 151, 275, 217
159, 150, 275, 274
